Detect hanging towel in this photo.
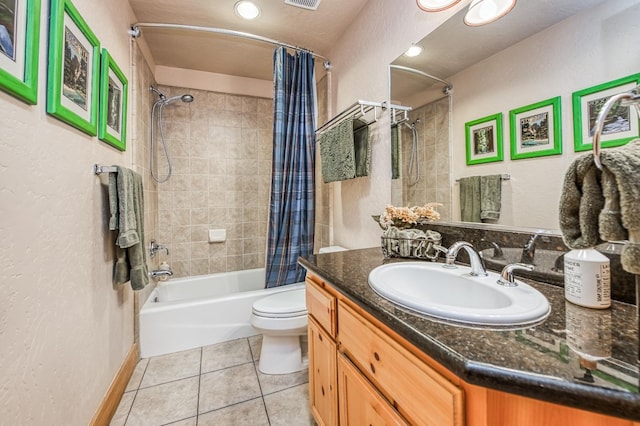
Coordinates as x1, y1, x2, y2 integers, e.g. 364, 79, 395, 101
391, 124, 400, 179
108, 167, 149, 290
480, 174, 502, 221
353, 118, 370, 177
319, 117, 356, 183
559, 139, 640, 274
459, 176, 481, 222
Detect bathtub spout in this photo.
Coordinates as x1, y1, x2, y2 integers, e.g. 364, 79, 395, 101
150, 269, 173, 279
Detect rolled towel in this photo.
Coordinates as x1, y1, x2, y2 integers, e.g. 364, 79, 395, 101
559, 139, 640, 274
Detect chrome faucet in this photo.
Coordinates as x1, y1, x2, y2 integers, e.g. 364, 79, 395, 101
444, 241, 488, 277
150, 269, 173, 279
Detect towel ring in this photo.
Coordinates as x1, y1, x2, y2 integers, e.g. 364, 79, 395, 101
592, 89, 640, 170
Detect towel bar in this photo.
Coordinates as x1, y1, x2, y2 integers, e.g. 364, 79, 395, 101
455, 174, 510, 183
316, 99, 386, 136
94, 164, 118, 174
592, 87, 640, 170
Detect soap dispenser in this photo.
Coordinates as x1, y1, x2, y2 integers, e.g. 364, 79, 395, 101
564, 248, 610, 309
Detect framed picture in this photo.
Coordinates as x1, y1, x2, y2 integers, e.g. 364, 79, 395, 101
572, 73, 640, 152
98, 49, 127, 151
465, 113, 503, 165
47, 0, 100, 135
0, 0, 41, 104
509, 97, 562, 160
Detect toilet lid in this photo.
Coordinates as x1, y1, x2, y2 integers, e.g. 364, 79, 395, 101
252, 288, 307, 318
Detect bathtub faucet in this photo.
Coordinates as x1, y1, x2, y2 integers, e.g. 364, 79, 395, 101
150, 269, 173, 279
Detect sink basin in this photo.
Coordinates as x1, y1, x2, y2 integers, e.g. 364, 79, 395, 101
368, 262, 550, 327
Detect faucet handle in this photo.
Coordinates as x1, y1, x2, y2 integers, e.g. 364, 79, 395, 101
497, 263, 534, 287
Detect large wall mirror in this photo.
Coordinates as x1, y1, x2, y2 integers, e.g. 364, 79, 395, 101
390, 0, 639, 231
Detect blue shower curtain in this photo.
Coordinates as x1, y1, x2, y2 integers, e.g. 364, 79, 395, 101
265, 47, 317, 288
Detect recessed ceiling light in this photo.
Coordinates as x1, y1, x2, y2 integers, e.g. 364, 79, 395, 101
416, 0, 461, 12
235, 1, 261, 20
404, 45, 423, 57
464, 0, 516, 26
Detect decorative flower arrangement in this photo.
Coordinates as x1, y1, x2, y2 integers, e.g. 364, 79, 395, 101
373, 203, 442, 230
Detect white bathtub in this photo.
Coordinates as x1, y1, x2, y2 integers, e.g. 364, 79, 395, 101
140, 268, 305, 358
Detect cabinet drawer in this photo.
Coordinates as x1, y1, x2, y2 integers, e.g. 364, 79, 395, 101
306, 277, 336, 338
338, 301, 463, 426
338, 352, 409, 426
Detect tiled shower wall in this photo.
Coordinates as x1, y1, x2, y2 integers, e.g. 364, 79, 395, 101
154, 85, 273, 278
131, 42, 158, 336
393, 96, 452, 221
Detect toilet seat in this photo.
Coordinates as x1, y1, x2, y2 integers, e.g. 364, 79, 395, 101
252, 288, 307, 318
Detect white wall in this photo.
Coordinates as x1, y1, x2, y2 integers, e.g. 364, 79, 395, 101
0, 0, 138, 423
450, 0, 640, 230
326, 0, 467, 249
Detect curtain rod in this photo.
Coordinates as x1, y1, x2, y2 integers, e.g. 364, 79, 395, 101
130, 22, 331, 67
390, 64, 452, 94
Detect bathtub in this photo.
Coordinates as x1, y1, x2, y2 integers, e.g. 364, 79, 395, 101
140, 268, 305, 358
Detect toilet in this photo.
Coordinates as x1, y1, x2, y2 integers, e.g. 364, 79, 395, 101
251, 245, 347, 374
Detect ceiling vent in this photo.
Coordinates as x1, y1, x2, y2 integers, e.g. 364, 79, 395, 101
284, 0, 321, 11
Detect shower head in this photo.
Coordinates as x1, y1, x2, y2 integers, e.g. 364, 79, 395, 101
164, 94, 194, 105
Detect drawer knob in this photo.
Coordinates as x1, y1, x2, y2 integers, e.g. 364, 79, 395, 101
321, 385, 325, 396
374, 351, 380, 361
370, 363, 376, 373
319, 334, 323, 342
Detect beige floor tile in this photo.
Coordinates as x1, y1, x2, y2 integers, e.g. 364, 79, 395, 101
140, 348, 201, 388
256, 363, 309, 395
109, 391, 135, 426
199, 363, 262, 413
197, 397, 269, 426
164, 417, 197, 425
248, 334, 262, 361
263, 384, 314, 426
125, 358, 149, 392
201, 338, 253, 373
126, 376, 199, 426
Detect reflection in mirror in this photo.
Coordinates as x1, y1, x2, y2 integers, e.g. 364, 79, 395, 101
389, 0, 638, 232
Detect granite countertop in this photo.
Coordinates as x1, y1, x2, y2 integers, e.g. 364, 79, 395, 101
298, 247, 640, 421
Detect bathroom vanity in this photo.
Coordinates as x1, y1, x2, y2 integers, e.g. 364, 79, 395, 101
300, 247, 640, 426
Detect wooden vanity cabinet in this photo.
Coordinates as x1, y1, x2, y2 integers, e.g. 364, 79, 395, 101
306, 275, 338, 426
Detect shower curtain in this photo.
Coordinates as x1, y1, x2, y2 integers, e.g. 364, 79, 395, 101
265, 47, 317, 288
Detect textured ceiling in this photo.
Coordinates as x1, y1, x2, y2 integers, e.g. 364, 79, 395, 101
128, 0, 370, 81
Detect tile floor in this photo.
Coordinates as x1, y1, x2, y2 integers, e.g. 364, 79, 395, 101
110, 335, 315, 425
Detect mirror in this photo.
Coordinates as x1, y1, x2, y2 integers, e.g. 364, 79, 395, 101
390, 0, 638, 231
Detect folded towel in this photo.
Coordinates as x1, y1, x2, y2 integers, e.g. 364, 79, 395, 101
108, 167, 149, 290
459, 176, 481, 222
559, 139, 640, 274
391, 124, 400, 179
353, 119, 370, 177
319, 117, 356, 183
480, 174, 502, 221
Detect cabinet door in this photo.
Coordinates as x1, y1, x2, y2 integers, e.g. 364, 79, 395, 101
338, 353, 409, 426
309, 317, 338, 426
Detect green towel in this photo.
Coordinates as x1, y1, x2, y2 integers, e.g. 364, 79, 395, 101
108, 167, 149, 290
391, 124, 400, 179
480, 174, 502, 221
319, 117, 356, 183
353, 119, 370, 177
459, 176, 481, 222
559, 139, 640, 274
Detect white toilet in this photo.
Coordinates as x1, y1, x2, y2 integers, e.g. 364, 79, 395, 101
251, 245, 347, 375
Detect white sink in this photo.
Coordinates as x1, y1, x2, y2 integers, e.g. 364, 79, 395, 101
368, 262, 550, 326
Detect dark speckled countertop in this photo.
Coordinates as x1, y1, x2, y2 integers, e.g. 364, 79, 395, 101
298, 247, 640, 421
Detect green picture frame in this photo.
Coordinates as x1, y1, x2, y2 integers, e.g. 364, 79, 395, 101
465, 113, 503, 165
509, 97, 562, 160
572, 73, 640, 152
0, 0, 41, 104
47, 0, 100, 135
98, 49, 127, 151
